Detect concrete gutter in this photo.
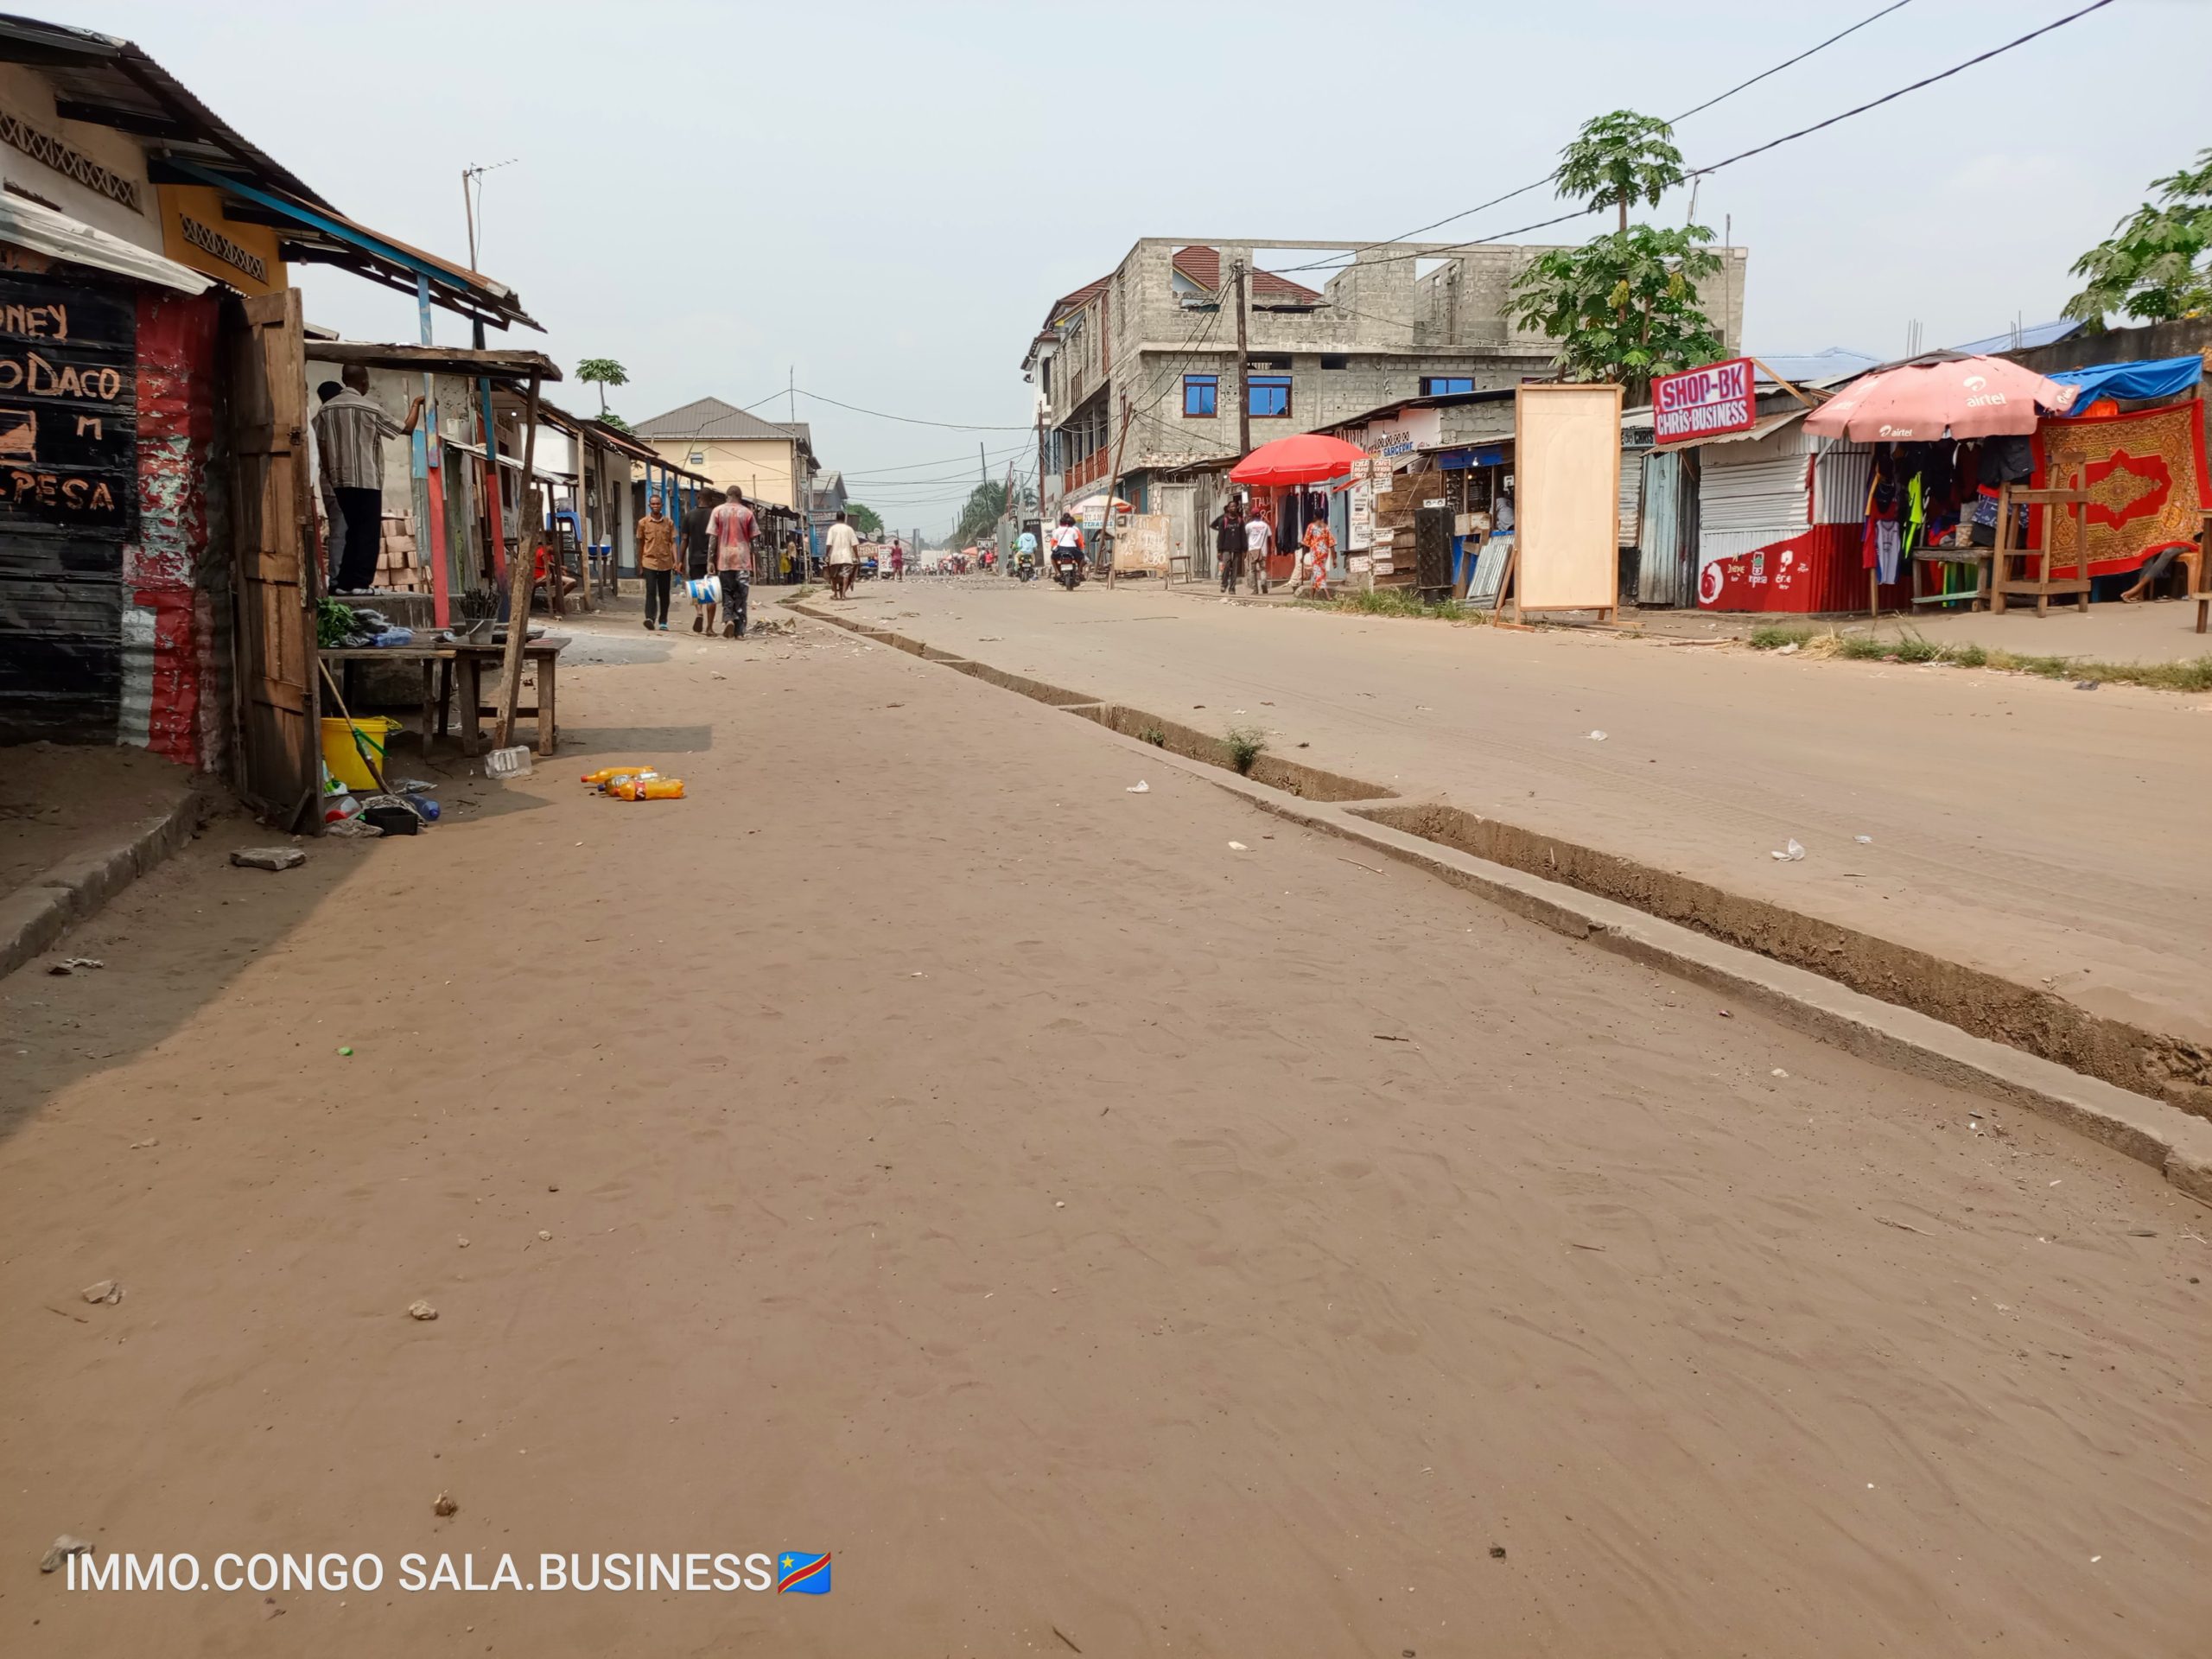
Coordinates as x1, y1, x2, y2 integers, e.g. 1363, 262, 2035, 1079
790, 598, 2212, 1204
0, 786, 212, 982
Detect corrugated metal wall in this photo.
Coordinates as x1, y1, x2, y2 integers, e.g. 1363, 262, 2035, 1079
1637, 448, 1694, 607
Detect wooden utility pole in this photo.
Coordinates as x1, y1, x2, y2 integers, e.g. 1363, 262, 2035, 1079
494, 371, 543, 749
1035, 413, 1047, 531
1103, 392, 1132, 591
1232, 257, 1250, 461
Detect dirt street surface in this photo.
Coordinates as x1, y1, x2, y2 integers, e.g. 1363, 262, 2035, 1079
3, 608, 2207, 1657
831, 579, 2212, 1077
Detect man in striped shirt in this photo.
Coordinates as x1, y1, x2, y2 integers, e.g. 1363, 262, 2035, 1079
314, 366, 423, 593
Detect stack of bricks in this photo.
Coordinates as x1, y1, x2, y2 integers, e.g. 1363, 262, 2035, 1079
373, 513, 422, 593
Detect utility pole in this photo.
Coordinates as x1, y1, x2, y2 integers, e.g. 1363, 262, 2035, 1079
788, 365, 796, 424
978, 442, 987, 487
1231, 258, 1250, 461
1035, 413, 1046, 530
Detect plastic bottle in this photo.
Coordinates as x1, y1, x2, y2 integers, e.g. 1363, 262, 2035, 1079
580, 765, 652, 785
610, 776, 685, 801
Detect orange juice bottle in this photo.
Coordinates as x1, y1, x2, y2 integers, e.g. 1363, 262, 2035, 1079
612, 776, 685, 801
580, 765, 651, 785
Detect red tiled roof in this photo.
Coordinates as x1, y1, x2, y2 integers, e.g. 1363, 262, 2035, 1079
1171, 246, 1320, 304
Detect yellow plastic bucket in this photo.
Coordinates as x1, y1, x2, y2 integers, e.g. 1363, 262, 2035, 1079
321, 716, 402, 792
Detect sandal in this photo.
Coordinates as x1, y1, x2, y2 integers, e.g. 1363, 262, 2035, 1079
691, 615, 704, 632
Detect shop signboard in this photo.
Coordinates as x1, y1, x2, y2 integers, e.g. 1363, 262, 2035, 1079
1653, 357, 1753, 444
1345, 406, 1441, 464
1347, 477, 1374, 550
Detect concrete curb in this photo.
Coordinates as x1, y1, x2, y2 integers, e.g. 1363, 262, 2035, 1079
0, 785, 213, 983
791, 599, 2212, 1203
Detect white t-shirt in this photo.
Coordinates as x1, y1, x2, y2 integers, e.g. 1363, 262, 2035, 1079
1052, 524, 1084, 551
1243, 519, 1272, 555
824, 523, 861, 565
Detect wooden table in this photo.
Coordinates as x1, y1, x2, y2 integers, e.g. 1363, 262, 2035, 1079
319, 635, 568, 758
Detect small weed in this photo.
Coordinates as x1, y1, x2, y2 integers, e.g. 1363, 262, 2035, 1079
1300, 588, 1477, 622
1747, 624, 1815, 651
1224, 724, 1267, 775
1891, 633, 1942, 664
1137, 725, 1167, 747
1947, 642, 1988, 668
1836, 634, 1889, 660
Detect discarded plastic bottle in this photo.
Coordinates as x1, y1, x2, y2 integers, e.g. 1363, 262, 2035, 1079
610, 776, 685, 801
579, 765, 652, 785
594, 769, 658, 794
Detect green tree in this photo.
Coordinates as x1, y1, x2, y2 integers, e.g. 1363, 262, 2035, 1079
2063, 149, 2212, 327
1509, 225, 1724, 400
594, 410, 632, 435
1508, 109, 1719, 401
575, 357, 629, 416
1555, 110, 1686, 233
950, 479, 1033, 546
846, 501, 884, 537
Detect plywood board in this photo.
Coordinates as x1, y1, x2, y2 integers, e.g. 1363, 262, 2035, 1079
1119, 513, 1169, 571
1514, 383, 1622, 612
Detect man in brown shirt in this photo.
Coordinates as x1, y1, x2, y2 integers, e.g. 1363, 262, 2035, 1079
637, 496, 678, 630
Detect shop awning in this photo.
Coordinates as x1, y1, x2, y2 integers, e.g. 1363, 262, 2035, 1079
0, 18, 537, 331
1669, 408, 1808, 450
0, 191, 210, 293
303, 342, 559, 381
2045, 355, 2203, 410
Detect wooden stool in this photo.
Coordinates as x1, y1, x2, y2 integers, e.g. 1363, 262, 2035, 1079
1990, 480, 2090, 616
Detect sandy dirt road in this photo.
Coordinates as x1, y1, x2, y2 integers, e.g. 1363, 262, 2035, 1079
830, 577, 2212, 1070
2, 608, 2206, 1657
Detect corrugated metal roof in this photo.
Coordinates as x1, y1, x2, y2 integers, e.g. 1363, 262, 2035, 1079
0, 191, 208, 291
632, 396, 811, 445
1950, 319, 2083, 356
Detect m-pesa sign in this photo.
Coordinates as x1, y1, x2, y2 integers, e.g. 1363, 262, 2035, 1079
1653, 357, 1754, 443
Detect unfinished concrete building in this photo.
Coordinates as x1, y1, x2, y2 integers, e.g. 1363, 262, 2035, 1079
1020, 235, 1747, 522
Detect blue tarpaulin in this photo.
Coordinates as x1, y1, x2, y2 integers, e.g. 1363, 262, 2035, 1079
2047, 355, 2202, 411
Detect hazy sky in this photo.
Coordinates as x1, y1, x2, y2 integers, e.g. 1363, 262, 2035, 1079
36, 0, 2212, 532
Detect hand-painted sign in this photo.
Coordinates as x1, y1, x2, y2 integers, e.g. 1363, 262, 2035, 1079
0, 272, 135, 531
1653, 357, 1753, 444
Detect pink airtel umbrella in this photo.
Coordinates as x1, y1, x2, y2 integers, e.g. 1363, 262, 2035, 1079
1804, 355, 2078, 442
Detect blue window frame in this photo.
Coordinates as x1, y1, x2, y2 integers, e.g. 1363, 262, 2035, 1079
1248, 374, 1291, 418
1183, 373, 1217, 417
1421, 376, 1475, 397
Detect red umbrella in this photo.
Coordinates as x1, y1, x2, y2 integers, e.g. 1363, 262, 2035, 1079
1804, 355, 2079, 442
1230, 433, 1367, 486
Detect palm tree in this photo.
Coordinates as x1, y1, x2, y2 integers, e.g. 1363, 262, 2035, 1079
575, 357, 629, 416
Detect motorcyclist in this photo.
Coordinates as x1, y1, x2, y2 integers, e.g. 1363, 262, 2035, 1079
1049, 513, 1086, 588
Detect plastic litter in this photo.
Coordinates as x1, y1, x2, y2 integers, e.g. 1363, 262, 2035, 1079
609, 776, 685, 800
1854, 834, 1873, 844
1228, 841, 1249, 852
484, 746, 533, 780
1772, 839, 1806, 861
1587, 730, 1607, 741
1126, 781, 1149, 793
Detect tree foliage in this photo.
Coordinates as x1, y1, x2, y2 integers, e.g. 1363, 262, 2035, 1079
2064, 149, 2212, 327
1556, 110, 1686, 232
845, 501, 884, 537
594, 410, 632, 434
950, 479, 1033, 547
1510, 225, 1723, 400
575, 357, 628, 415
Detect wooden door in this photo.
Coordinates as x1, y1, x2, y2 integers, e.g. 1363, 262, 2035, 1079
226, 289, 321, 831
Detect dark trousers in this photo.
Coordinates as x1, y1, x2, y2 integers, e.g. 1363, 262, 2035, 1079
1218, 549, 1242, 591
642, 569, 672, 626
722, 574, 749, 634
334, 486, 383, 592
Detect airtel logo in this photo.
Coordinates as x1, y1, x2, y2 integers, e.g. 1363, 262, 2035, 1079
1962, 374, 1987, 391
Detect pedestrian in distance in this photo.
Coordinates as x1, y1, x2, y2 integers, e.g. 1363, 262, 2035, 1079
890, 537, 906, 582
1243, 502, 1274, 595
637, 493, 678, 630
313, 367, 424, 594
680, 488, 716, 632
1049, 512, 1086, 589
709, 485, 758, 637
823, 510, 862, 599
1213, 499, 1245, 594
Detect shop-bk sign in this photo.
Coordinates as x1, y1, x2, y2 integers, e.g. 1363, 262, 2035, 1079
1653, 357, 1753, 444
0, 270, 137, 533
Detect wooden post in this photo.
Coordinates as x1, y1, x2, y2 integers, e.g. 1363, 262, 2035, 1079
478, 377, 505, 586
494, 372, 543, 749
1232, 258, 1250, 462
572, 432, 595, 613
1104, 392, 1132, 591
416, 274, 453, 628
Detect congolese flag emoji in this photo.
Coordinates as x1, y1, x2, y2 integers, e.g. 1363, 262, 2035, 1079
776, 1551, 831, 1594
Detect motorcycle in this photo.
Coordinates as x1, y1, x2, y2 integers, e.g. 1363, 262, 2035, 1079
1014, 551, 1038, 583
1051, 553, 1085, 591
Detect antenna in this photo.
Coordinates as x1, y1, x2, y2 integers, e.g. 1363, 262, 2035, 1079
459, 157, 519, 269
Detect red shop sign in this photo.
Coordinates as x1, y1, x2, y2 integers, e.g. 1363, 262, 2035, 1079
1653, 357, 1754, 444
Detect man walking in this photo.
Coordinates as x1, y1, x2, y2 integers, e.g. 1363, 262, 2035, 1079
708, 485, 758, 638
637, 493, 677, 630
313, 367, 423, 594
680, 488, 717, 632
823, 510, 861, 598
1213, 499, 1245, 594
1243, 501, 1274, 595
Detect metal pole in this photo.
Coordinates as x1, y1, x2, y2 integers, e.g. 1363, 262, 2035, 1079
414, 273, 452, 627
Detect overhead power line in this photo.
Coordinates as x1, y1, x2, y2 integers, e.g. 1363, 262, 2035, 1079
1268, 0, 1920, 275
789, 387, 1033, 431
